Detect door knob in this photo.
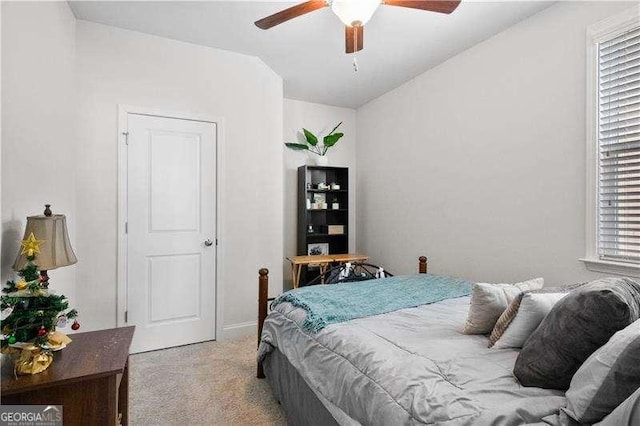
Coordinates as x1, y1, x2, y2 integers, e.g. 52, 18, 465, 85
204, 239, 214, 247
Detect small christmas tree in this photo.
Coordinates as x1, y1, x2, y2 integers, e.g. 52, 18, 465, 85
1, 233, 79, 352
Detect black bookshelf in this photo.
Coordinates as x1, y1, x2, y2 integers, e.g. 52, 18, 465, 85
297, 165, 349, 285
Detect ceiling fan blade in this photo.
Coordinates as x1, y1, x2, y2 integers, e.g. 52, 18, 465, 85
255, 1, 327, 29
383, 0, 461, 14
345, 25, 364, 54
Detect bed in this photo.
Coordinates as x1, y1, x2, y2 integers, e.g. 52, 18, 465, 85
255, 258, 633, 425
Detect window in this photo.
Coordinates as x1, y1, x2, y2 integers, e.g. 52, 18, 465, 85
598, 26, 640, 262
584, 7, 640, 275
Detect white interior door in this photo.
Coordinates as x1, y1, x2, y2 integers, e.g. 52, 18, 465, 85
126, 113, 216, 353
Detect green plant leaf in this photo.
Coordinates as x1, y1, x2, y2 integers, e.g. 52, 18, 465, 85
285, 143, 310, 151
303, 128, 318, 146
323, 132, 344, 147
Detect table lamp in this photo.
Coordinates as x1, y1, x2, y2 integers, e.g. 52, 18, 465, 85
13, 204, 77, 288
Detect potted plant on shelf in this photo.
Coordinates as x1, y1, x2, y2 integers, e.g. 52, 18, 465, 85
285, 122, 344, 166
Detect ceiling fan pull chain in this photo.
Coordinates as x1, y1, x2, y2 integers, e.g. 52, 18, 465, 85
352, 55, 358, 72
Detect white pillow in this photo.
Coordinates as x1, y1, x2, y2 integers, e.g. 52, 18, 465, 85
462, 278, 544, 335
492, 292, 567, 349
563, 319, 640, 424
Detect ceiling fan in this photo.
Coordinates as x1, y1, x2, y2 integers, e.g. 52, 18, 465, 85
255, 0, 461, 54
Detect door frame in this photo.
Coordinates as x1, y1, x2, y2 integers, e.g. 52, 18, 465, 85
116, 105, 226, 343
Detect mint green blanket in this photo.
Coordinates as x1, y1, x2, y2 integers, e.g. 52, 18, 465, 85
272, 274, 472, 333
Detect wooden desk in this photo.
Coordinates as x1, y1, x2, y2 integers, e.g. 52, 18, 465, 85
287, 253, 368, 288
1, 326, 135, 426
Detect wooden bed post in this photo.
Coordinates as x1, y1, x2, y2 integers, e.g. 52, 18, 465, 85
257, 268, 269, 379
419, 256, 428, 274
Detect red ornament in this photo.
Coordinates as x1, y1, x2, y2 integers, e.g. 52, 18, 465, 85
71, 321, 80, 331
37, 326, 47, 337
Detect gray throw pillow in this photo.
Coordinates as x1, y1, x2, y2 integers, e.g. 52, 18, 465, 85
513, 277, 640, 390
593, 386, 640, 426
562, 319, 640, 424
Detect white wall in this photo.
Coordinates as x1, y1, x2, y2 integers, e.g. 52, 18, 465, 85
1, 3, 3, 265
283, 99, 357, 289
356, 2, 635, 285
74, 21, 283, 338
1, 1, 77, 303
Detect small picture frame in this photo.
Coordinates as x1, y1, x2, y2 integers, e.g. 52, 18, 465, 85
307, 243, 329, 256
313, 193, 326, 204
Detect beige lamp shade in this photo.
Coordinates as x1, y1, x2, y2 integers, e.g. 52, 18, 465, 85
13, 214, 78, 271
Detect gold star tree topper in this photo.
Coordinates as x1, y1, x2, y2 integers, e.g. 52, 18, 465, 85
20, 232, 44, 257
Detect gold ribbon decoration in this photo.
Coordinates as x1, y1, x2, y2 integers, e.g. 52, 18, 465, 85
15, 347, 53, 375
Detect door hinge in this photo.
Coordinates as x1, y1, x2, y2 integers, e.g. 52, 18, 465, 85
122, 131, 129, 145
216, 238, 218, 246
125, 222, 128, 234
124, 311, 128, 323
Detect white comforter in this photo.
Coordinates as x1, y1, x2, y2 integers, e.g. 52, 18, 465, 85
259, 295, 566, 425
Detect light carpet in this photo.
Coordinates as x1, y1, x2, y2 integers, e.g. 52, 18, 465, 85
130, 336, 286, 425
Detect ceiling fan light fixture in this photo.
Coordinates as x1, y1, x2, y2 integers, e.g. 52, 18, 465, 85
331, 0, 381, 27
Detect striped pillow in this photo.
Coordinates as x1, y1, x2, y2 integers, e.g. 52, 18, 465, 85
488, 293, 526, 347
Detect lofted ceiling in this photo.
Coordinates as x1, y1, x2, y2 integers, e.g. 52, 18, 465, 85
69, 1, 554, 108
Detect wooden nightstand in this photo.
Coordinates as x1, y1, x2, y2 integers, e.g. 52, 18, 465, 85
1, 326, 135, 425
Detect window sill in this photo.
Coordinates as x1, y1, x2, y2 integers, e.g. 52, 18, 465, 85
580, 258, 640, 278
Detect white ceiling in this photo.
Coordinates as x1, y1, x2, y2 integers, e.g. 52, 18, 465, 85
69, 1, 554, 108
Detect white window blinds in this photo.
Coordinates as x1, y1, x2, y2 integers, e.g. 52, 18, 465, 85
599, 25, 640, 262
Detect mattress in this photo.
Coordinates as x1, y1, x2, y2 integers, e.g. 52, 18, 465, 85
259, 295, 566, 425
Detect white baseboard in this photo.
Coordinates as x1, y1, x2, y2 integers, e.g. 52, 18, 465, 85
220, 321, 257, 340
